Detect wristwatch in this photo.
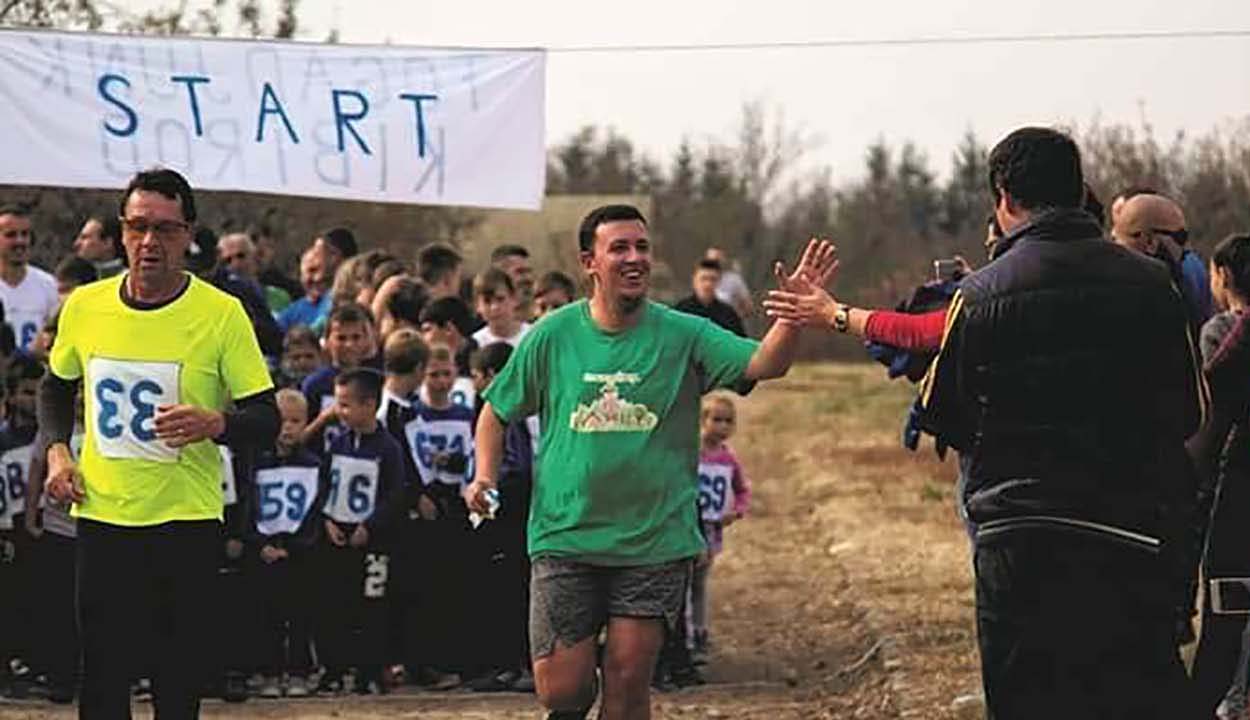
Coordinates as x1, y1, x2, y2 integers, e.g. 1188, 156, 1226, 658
832, 304, 851, 333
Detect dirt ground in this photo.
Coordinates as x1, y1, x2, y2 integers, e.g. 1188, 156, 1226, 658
0, 363, 984, 719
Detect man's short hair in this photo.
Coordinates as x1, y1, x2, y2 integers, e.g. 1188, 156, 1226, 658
55, 256, 98, 286
386, 277, 429, 327
490, 244, 530, 263
320, 227, 358, 259
577, 205, 648, 253
97, 216, 125, 261
537, 270, 576, 298
419, 296, 474, 337
119, 168, 196, 222
987, 127, 1084, 212
326, 302, 373, 336
1083, 184, 1106, 230
0, 204, 31, 219
417, 243, 462, 286
473, 267, 515, 298
383, 328, 430, 375
470, 341, 514, 377
696, 258, 723, 274
334, 367, 383, 406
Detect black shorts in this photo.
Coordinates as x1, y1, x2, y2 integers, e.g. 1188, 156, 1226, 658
528, 557, 692, 660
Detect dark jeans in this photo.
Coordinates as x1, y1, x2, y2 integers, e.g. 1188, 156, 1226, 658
314, 537, 390, 678
251, 551, 314, 678
36, 531, 79, 691
77, 518, 219, 720
974, 531, 1190, 720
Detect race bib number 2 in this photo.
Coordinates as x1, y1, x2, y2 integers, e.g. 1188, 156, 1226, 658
89, 358, 181, 463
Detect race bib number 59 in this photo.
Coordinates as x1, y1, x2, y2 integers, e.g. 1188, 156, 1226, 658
88, 358, 181, 463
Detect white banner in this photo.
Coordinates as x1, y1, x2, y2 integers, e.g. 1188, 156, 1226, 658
0, 30, 546, 210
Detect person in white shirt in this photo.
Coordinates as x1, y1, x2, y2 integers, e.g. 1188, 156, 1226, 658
471, 268, 530, 349
0, 206, 59, 352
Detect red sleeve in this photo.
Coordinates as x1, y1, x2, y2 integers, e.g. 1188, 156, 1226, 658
863, 309, 948, 352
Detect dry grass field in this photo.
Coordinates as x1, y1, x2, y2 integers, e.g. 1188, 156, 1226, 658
0, 363, 985, 719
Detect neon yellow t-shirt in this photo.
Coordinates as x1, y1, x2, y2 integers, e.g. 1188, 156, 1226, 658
49, 273, 273, 527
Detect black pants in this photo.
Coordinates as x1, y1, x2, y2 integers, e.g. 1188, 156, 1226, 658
35, 531, 79, 691
77, 518, 219, 720
974, 531, 1190, 720
252, 551, 314, 678
315, 536, 390, 678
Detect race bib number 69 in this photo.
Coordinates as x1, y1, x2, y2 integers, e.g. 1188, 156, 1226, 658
88, 358, 181, 463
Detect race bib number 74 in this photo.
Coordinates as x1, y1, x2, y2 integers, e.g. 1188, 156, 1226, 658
88, 358, 181, 463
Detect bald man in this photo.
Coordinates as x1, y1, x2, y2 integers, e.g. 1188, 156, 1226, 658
1112, 193, 1214, 333
220, 232, 291, 315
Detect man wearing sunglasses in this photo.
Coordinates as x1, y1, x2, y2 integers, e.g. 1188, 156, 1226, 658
1112, 192, 1214, 335
38, 168, 279, 718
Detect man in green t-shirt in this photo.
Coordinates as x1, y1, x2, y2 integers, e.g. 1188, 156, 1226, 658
465, 204, 834, 720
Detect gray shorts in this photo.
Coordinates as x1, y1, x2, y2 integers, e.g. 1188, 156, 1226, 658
529, 557, 693, 660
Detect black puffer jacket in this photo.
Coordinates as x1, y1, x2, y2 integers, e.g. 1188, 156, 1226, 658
920, 208, 1205, 551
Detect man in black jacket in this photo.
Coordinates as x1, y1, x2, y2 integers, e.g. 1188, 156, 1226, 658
919, 127, 1205, 719
673, 259, 746, 337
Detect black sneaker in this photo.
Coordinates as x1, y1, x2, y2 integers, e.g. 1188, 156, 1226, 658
222, 673, 249, 703
316, 674, 344, 696
670, 663, 706, 688
48, 683, 75, 704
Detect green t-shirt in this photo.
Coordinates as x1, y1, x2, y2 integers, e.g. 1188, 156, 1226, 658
483, 299, 759, 566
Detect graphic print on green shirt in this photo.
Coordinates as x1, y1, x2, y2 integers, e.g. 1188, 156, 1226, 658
483, 299, 759, 566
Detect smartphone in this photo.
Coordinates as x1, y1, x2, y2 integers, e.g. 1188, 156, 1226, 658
933, 258, 962, 282
1211, 578, 1250, 614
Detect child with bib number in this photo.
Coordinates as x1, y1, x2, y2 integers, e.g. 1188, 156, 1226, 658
316, 369, 404, 695
248, 389, 322, 699
691, 394, 751, 659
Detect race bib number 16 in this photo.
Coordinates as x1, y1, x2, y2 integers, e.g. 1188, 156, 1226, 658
88, 358, 181, 463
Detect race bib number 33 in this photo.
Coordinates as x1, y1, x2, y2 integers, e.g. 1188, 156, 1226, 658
88, 358, 181, 463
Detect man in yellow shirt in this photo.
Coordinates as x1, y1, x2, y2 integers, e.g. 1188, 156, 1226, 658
39, 168, 278, 718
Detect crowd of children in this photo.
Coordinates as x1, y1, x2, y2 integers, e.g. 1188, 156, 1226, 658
0, 227, 754, 703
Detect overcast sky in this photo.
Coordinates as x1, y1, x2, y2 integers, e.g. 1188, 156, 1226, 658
136, 0, 1250, 184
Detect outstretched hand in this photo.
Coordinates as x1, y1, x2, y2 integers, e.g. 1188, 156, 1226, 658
775, 238, 839, 294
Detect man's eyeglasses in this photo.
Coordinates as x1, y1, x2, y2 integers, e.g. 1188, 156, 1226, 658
1151, 228, 1189, 245
119, 217, 189, 241
221, 252, 249, 262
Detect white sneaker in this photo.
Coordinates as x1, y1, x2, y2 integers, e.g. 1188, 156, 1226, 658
286, 675, 310, 698
259, 677, 282, 699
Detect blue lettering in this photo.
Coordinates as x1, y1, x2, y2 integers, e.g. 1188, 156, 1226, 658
331, 89, 371, 155
97, 74, 137, 138
129, 379, 161, 442
170, 74, 210, 136
95, 378, 124, 439
398, 93, 437, 158
255, 81, 300, 144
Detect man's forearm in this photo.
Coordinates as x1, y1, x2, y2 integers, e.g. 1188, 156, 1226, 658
474, 401, 506, 484
744, 321, 801, 381
37, 373, 77, 447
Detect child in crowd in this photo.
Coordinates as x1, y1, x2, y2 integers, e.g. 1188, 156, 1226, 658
373, 329, 428, 685
0, 356, 42, 698
464, 342, 535, 692
404, 344, 476, 688
533, 270, 577, 319
216, 436, 253, 702
249, 389, 322, 699
471, 268, 529, 348
278, 325, 324, 390
23, 385, 83, 704
692, 394, 751, 658
301, 303, 375, 454
317, 368, 405, 695
418, 297, 478, 410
